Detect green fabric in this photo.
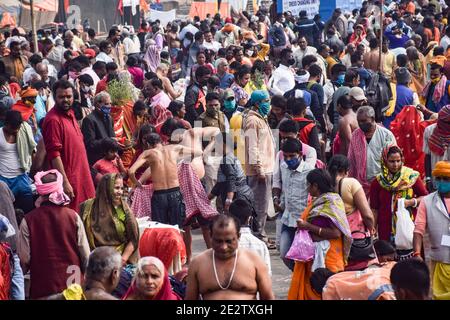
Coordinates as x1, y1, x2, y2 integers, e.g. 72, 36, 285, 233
308, 192, 353, 262
17, 122, 36, 172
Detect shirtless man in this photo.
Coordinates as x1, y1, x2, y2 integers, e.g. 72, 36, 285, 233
83, 247, 122, 300
128, 128, 202, 227
159, 118, 220, 262
185, 215, 274, 300
336, 94, 358, 155
159, 118, 221, 179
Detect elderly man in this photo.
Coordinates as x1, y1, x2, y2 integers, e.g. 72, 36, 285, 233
293, 37, 317, 69
46, 38, 65, 72
17, 169, 90, 299
83, 247, 122, 300
81, 92, 115, 165
341, 43, 356, 69
0, 41, 28, 83
348, 106, 396, 194
35, 62, 56, 87
244, 90, 275, 244
413, 161, 450, 300
216, 58, 234, 89
63, 30, 77, 51
185, 215, 274, 300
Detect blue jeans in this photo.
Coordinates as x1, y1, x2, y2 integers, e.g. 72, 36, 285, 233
280, 223, 296, 271
10, 253, 25, 300
0, 174, 33, 213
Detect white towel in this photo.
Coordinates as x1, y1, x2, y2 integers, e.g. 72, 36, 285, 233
312, 240, 330, 272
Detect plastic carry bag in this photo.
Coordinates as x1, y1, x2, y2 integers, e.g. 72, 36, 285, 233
394, 198, 415, 250
285, 229, 315, 262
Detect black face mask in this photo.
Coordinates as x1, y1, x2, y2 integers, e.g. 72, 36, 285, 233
359, 122, 373, 133
287, 58, 295, 66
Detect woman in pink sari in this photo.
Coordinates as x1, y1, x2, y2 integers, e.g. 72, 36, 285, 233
123, 256, 181, 300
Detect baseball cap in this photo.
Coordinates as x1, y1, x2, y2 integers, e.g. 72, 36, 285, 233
349, 87, 367, 101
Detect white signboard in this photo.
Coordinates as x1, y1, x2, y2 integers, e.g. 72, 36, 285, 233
149, 9, 177, 27
281, 0, 320, 18
335, 0, 364, 14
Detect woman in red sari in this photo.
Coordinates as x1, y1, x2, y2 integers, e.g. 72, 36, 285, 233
123, 256, 181, 300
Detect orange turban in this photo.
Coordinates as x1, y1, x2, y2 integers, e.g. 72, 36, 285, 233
222, 23, 234, 33
20, 87, 38, 99
432, 161, 450, 178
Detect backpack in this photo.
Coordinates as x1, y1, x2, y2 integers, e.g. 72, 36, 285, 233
365, 72, 393, 122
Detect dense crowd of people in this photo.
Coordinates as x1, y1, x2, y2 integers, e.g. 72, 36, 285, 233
0, 0, 449, 301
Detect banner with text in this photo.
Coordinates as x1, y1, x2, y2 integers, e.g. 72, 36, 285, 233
278, 0, 320, 18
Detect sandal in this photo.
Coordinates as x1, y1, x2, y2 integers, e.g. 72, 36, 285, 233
266, 242, 277, 250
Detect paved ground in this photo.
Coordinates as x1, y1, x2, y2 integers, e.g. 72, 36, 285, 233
191, 219, 290, 299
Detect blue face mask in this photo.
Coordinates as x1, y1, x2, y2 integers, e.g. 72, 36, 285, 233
224, 99, 236, 112
436, 181, 450, 194
100, 105, 111, 115
258, 101, 271, 117
337, 74, 345, 85
285, 157, 300, 170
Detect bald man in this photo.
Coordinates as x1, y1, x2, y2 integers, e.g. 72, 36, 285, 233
35, 62, 56, 87
186, 215, 274, 300
83, 247, 122, 300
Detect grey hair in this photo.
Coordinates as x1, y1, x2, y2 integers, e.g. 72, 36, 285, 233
135, 256, 165, 278
217, 58, 228, 67
86, 247, 122, 280
94, 91, 111, 105
356, 105, 375, 119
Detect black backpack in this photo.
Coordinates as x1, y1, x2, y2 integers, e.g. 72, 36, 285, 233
365, 72, 392, 122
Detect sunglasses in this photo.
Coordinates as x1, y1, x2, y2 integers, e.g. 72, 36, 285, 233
226, 97, 235, 101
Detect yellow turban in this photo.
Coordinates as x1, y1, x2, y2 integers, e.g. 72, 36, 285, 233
62, 284, 85, 300
432, 161, 450, 178
20, 87, 38, 99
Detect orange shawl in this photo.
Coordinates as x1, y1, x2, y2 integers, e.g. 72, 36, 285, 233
287, 204, 345, 300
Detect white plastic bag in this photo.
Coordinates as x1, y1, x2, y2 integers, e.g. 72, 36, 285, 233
394, 198, 415, 250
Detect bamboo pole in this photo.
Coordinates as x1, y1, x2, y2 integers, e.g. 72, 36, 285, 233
378, 0, 384, 72
30, 0, 39, 53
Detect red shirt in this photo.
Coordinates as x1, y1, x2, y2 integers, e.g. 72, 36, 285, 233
42, 107, 95, 212
93, 158, 121, 175
95, 77, 108, 94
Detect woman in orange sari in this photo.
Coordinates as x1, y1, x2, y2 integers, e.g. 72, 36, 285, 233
288, 169, 352, 300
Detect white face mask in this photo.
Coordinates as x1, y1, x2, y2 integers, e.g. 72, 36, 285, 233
247, 50, 254, 56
